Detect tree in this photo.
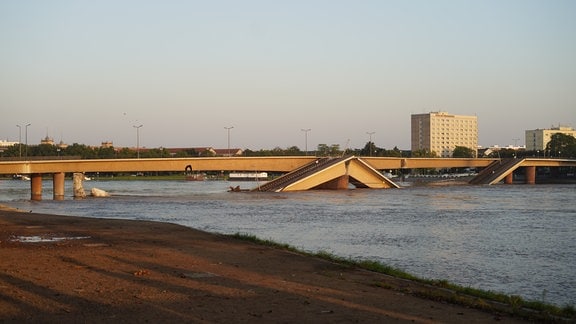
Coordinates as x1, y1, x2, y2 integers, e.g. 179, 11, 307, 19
284, 146, 302, 156
0, 144, 20, 157
64, 143, 96, 158
546, 133, 576, 158
317, 144, 330, 156
360, 141, 377, 156
411, 149, 437, 158
452, 146, 476, 158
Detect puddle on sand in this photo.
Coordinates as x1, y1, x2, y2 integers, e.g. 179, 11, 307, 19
11, 235, 91, 243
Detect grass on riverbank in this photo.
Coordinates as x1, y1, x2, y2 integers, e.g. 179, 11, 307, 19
230, 232, 575, 322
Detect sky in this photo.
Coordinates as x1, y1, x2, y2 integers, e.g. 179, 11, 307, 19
1, 0, 575, 151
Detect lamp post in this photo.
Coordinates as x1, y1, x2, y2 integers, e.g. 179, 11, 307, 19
16, 125, 22, 158
301, 128, 311, 155
133, 124, 143, 158
224, 126, 234, 157
366, 131, 375, 156
24, 123, 31, 159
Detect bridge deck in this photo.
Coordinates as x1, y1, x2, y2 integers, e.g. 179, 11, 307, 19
1, 157, 574, 176
1, 157, 574, 199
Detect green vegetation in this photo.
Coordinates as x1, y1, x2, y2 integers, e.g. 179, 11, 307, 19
547, 133, 576, 158
0, 141, 413, 160
229, 232, 575, 322
1, 132, 575, 160
452, 145, 476, 158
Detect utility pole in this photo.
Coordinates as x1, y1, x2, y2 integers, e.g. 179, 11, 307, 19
224, 126, 234, 157
301, 128, 311, 155
366, 131, 375, 156
133, 125, 143, 158
25, 123, 31, 159
16, 125, 22, 158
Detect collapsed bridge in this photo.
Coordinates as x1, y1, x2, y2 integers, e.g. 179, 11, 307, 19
253, 156, 399, 192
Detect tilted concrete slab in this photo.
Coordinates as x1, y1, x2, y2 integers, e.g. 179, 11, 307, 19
347, 158, 400, 189
280, 156, 399, 192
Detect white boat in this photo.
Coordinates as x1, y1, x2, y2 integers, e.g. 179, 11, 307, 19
229, 172, 268, 181
12, 174, 30, 181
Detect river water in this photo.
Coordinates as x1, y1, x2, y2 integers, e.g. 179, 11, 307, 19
1, 179, 574, 307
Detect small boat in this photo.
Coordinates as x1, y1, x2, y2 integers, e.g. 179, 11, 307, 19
12, 174, 30, 181
186, 173, 206, 181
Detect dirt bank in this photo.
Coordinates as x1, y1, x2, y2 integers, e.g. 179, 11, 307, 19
0, 208, 529, 323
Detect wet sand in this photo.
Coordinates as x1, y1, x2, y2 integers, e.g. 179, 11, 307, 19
0, 207, 529, 323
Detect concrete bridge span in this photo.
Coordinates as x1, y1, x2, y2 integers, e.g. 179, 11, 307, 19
1, 156, 575, 200
0, 157, 318, 175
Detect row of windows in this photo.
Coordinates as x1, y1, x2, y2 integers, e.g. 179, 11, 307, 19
432, 132, 477, 135
431, 120, 476, 124
431, 122, 477, 125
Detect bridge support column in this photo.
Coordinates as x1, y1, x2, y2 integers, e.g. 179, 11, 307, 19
317, 175, 349, 190
73, 173, 87, 198
525, 166, 536, 184
30, 173, 43, 201
504, 172, 514, 184
53, 172, 65, 200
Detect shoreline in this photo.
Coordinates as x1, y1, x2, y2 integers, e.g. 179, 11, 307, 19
0, 206, 535, 323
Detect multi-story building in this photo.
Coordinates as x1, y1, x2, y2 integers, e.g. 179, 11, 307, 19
411, 111, 478, 157
0, 140, 19, 148
525, 126, 576, 152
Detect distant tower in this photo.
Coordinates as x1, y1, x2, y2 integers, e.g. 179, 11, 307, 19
411, 111, 478, 157
41, 135, 54, 145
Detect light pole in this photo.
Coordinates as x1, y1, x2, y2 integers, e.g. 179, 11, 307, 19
25, 123, 31, 159
366, 131, 375, 156
133, 125, 143, 158
224, 126, 234, 157
16, 125, 22, 158
301, 128, 311, 155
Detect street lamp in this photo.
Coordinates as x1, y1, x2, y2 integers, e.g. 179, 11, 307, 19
301, 129, 311, 155
16, 125, 22, 158
133, 125, 143, 158
24, 123, 31, 159
366, 131, 375, 156
224, 126, 234, 157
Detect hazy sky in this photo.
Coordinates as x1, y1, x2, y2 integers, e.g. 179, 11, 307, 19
1, 0, 574, 151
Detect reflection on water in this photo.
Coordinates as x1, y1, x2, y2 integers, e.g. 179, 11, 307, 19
1, 179, 575, 306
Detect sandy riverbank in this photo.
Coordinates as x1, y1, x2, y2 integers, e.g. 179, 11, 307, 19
0, 206, 531, 323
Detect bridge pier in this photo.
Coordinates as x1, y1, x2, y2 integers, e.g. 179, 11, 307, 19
525, 166, 536, 184
316, 175, 350, 190
504, 172, 513, 184
53, 172, 65, 200
30, 173, 43, 201
29, 173, 66, 201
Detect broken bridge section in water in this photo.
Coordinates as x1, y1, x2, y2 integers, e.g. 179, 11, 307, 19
252, 156, 400, 192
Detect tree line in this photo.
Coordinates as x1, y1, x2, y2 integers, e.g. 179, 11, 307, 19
1, 133, 574, 159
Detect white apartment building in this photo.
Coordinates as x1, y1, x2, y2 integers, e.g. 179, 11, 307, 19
525, 126, 576, 152
0, 140, 19, 148
411, 111, 478, 157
